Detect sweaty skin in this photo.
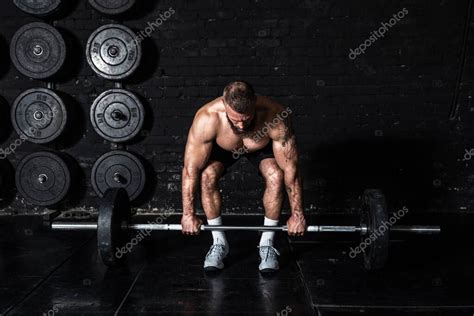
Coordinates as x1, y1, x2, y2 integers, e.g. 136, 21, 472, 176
181, 96, 306, 236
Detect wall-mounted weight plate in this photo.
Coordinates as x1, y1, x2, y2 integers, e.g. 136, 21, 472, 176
90, 89, 144, 142
13, 0, 62, 16
98, 187, 130, 266
86, 24, 141, 80
11, 88, 67, 144
360, 189, 389, 271
89, 0, 136, 15
16, 151, 71, 206
91, 150, 146, 201
0, 159, 14, 205
10, 22, 66, 79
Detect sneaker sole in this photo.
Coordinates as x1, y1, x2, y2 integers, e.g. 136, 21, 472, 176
259, 268, 279, 274
204, 266, 224, 272
203, 250, 229, 272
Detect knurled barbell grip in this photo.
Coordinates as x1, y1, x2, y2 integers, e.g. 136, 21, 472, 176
131, 224, 288, 231
129, 224, 365, 232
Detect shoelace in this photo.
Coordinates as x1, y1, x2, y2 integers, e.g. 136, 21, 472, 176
206, 244, 227, 259
258, 246, 280, 261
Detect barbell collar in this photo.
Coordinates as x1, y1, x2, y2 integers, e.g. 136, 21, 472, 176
52, 222, 98, 230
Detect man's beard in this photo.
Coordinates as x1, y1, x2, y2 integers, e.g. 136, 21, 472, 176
226, 114, 256, 135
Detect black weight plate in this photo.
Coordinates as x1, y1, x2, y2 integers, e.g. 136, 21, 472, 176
11, 88, 67, 144
0, 159, 14, 204
89, 0, 135, 15
16, 151, 71, 206
360, 189, 389, 271
0, 96, 10, 141
13, 0, 62, 16
10, 22, 66, 79
98, 187, 130, 267
86, 24, 141, 80
90, 89, 144, 142
91, 150, 146, 201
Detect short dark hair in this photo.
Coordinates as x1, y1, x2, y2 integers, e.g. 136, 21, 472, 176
223, 81, 256, 113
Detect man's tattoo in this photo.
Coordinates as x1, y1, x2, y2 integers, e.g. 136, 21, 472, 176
281, 116, 294, 147
280, 115, 297, 161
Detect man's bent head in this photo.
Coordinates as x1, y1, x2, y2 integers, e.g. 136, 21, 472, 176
223, 81, 256, 134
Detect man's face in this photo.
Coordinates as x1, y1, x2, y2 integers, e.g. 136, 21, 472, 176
225, 103, 256, 135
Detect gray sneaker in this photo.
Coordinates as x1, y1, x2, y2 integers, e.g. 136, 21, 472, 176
258, 246, 280, 273
204, 244, 229, 271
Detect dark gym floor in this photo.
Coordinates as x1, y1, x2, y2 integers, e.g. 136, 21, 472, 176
1, 215, 474, 316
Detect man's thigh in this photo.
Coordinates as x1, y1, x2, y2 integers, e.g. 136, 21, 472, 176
208, 142, 238, 176
246, 141, 275, 176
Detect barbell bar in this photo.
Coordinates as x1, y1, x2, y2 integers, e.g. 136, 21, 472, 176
51, 222, 440, 235
47, 188, 442, 270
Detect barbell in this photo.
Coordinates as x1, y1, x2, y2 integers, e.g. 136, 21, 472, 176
52, 223, 439, 234
47, 188, 441, 270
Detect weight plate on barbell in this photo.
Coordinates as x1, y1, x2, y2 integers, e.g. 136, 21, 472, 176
360, 189, 389, 271
16, 151, 71, 206
10, 22, 66, 79
86, 24, 141, 80
91, 150, 146, 201
98, 187, 130, 267
90, 89, 144, 142
11, 88, 67, 144
89, 0, 136, 15
13, 0, 62, 16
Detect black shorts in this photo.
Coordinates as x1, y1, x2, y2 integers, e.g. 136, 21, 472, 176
209, 140, 275, 175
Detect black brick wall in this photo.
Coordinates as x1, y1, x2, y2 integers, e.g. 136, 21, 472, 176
0, 0, 472, 215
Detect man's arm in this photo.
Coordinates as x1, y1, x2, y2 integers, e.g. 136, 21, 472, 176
271, 110, 306, 236
181, 110, 216, 234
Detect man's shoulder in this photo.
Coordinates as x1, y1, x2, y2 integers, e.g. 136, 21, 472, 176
192, 98, 223, 133
256, 96, 289, 121
196, 97, 224, 117
257, 96, 294, 141
257, 95, 286, 113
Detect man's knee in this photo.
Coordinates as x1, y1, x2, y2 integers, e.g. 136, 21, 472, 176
201, 167, 220, 193
263, 165, 284, 190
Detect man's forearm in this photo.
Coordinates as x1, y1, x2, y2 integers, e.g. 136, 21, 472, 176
285, 169, 304, 214
182, 167, 200, 216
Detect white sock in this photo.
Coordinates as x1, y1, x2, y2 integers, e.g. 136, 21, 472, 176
260, 216, 279, 247
207, 216, 228, 248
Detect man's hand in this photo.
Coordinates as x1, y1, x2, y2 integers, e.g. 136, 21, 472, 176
286, 212, 306, 236
181, 214, 203, 235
